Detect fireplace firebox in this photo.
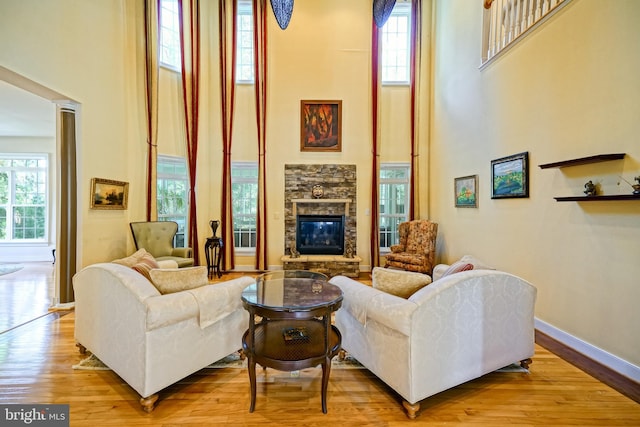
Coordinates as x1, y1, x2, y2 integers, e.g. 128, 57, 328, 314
296, 215, 344, 255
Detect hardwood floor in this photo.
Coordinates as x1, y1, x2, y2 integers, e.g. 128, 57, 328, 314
0, 262, 56, 334
1, 265, 639, 425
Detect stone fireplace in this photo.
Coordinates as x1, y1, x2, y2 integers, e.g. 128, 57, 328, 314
281, 164, 360, 277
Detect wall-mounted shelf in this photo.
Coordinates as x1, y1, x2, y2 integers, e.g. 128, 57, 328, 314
539, 153, 636, 202
538, 153, 625, 169
554, 194, 640, 202
291, 198, 351, 217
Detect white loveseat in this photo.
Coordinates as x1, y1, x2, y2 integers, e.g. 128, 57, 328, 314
73, 262, 254, 412
329, 261, 537, 419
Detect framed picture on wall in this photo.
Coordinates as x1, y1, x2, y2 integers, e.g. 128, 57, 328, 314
90, 178, 129, 209
491, 152, 529, 199
300, 100, 342, 152
454, 175, 478, 208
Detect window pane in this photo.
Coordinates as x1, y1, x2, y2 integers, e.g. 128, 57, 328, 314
379, 163, 410, 248
232, 162, 258, 249
157, 156, 189, 247
236, 1, 254, 83
0, 172, 8, 204
0, 207, 6, 239
382, 2, 411, 84
160, 0, 181, 70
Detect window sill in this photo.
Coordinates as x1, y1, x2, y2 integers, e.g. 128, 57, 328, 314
234, 248, 256, 256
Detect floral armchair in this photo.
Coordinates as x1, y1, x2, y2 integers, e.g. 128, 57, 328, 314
384, 220, 438, 275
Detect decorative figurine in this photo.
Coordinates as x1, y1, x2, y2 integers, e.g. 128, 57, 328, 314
289, 242, 300, 258
584, 180, 596, 196
344, 241, 354, 259
634, 176, 640, 195
209, 220, 220, 238
312, 185, 324, 199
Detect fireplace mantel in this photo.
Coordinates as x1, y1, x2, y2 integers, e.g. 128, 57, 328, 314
291, 198, 351, 217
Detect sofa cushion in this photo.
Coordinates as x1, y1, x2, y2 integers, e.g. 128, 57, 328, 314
130, 252, 160, 282
439, 261, 474, 278
372, 267, 432, 299
149, 266, 209, 295
112, 248, 149, 268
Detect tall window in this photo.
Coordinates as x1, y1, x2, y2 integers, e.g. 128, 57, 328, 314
160, 0, 181, 70
381, 1, 411, 84
236, 0, 254, 83
231, 162, 257, 250
0, 155, 48, 242
157, 155, 188, 247
379, 163, 410, 249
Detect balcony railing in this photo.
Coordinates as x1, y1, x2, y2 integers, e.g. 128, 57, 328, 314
482, 0, 572, 66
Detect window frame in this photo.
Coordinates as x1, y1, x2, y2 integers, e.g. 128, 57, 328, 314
379, 163, 410, 251
0, 154, 49, 244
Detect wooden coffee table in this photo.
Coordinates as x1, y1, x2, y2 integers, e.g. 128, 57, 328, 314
241, 270, 343, 413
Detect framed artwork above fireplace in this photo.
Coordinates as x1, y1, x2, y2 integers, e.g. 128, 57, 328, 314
300, 100, 342, 152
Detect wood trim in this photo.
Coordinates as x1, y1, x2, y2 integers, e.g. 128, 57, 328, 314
536, 330, 640, 404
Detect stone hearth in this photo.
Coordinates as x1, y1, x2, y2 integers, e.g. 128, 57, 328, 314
281, 255, 362, 278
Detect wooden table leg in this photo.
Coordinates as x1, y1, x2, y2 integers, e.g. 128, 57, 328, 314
248, 356, 257, 412
321, 357, 332, 414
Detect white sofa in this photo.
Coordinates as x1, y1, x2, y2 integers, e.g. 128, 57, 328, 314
73, 262, 254, 412
329, 263, 537, 419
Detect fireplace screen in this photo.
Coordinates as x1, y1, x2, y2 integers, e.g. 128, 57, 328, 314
296, 214, 344, 255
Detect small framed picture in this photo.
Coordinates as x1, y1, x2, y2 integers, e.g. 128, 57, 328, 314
90, 178, 129, 210
300, 100, 342, 152
491, 152, 529, 199
455, 175, 478, 208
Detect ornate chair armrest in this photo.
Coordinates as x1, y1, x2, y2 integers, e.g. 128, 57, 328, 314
389, 244, 404, 253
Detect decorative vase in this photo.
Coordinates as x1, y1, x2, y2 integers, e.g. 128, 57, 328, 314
210, 220, 219, 238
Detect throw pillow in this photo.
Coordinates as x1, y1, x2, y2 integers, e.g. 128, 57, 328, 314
372, 267, 432, 299
130, 252, 160, 282
112, 248, 149, 268
149, 266, 209, 294
459, 254, 495, 270
440, 261, 474, 278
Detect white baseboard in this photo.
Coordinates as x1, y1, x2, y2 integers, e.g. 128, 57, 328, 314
51, 302, 75, 311
535, 318, 640, 383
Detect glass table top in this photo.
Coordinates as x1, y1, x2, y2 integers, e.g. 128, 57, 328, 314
241, 270, 343, 311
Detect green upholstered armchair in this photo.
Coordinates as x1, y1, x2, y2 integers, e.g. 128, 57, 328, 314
129, 221, 194, 268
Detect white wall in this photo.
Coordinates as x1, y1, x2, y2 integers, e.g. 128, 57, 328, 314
430, 0, 640, 369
